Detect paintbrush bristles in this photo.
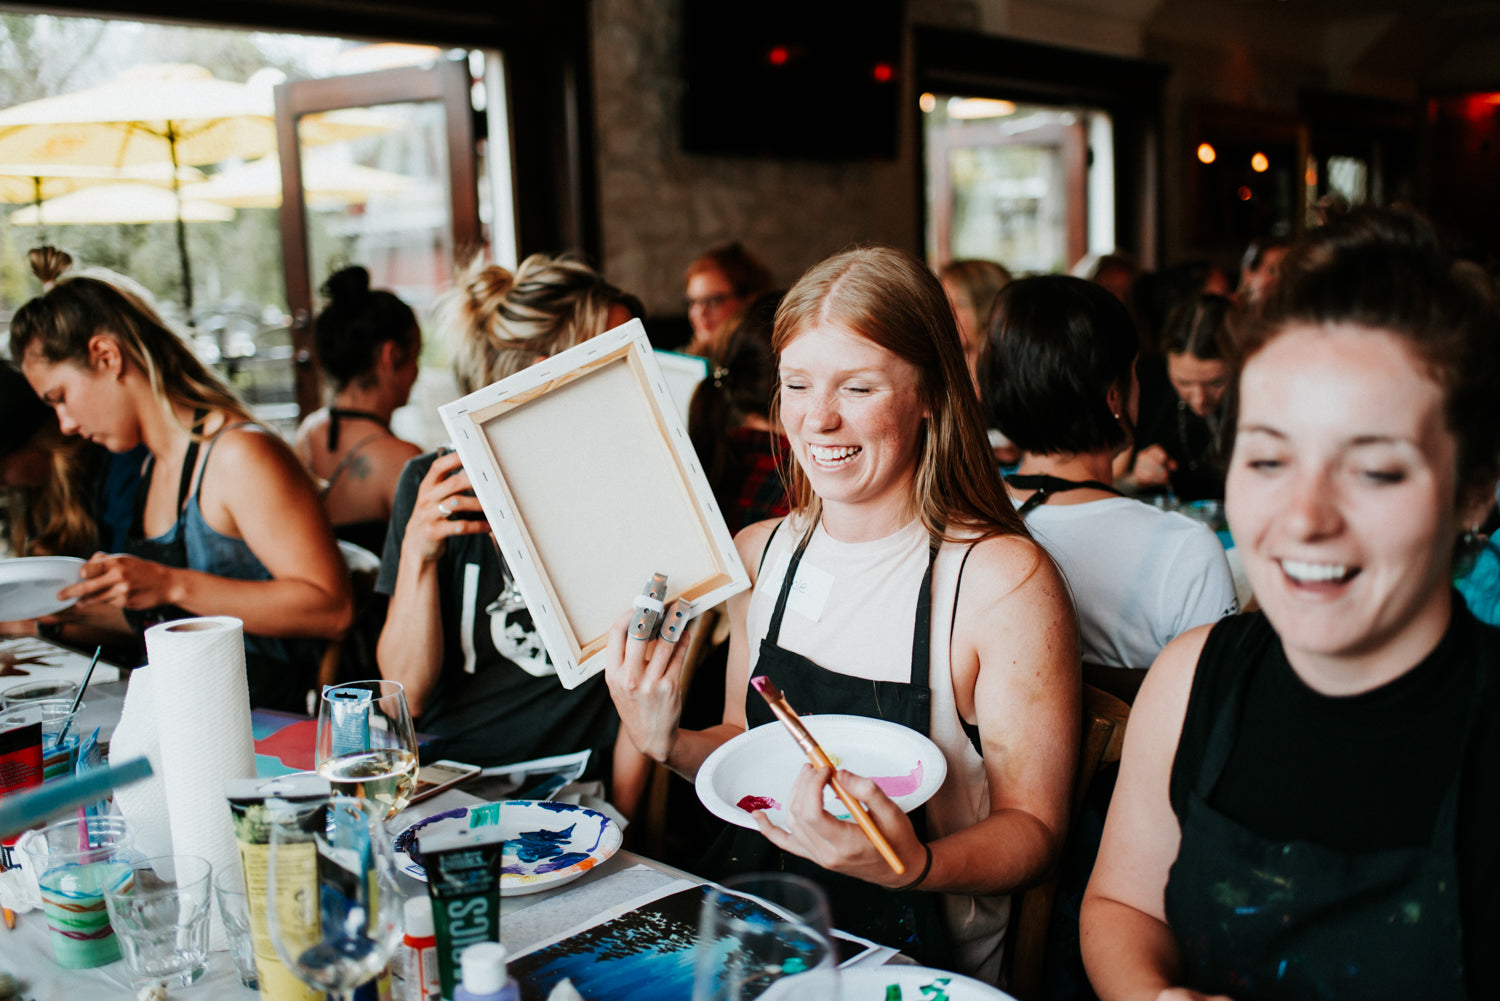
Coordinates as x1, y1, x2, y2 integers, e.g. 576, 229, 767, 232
750, 674, 782, 703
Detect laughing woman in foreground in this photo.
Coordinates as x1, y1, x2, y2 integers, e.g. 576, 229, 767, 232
606, 247, 1079, 979
1081, 206, 1500, 1000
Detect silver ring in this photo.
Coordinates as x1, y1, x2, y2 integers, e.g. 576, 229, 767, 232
438, 502, 452, 517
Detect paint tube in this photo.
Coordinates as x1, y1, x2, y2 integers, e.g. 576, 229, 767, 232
421, 825, 505, 1000
226, 774, 331, 1001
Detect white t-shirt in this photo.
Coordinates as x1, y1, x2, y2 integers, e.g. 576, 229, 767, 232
1019, 496, 1239, 669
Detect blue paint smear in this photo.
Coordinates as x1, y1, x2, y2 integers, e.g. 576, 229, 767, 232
513, 824, 578, 863
534, 852, 591, 873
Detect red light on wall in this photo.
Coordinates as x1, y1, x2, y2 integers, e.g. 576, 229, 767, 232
873, 63, 894, 83
768, 46, 789, 66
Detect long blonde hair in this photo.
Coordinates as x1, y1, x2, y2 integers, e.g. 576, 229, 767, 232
11, 247, 251, 434
773, 246, 1027, 544
441, 253, 643, 394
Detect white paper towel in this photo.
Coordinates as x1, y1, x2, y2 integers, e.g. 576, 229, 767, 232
143, 615, 259, 948
105, 665, 173, 859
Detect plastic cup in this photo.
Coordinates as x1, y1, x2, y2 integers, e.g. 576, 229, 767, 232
0, 679, 80, 709
103, 854, 213, 990
29, 815, 135, 968
214, 865, 259, 989
0, 699, 84, 782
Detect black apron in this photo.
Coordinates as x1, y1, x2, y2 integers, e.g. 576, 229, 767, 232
1163, 642, 1483, 999
700, 522, 954, 969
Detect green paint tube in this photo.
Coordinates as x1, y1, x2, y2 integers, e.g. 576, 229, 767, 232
421, 825, 505, 1000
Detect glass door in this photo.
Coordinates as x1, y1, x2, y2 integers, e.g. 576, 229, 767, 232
273, 57, 482, 440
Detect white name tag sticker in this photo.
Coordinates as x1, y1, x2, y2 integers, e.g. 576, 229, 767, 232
767, 551, 834, 623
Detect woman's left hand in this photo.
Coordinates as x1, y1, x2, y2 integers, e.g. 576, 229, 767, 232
60, 552, 178, 610
753, 764, 929, 889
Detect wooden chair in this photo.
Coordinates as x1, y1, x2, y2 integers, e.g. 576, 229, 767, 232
317, 541, 385, 690
1003, 682, 1131, 1000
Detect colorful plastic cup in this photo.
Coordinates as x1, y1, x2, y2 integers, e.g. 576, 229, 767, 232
30, 815, 135, 968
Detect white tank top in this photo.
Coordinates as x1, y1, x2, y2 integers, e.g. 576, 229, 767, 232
745, 513, 1011, 981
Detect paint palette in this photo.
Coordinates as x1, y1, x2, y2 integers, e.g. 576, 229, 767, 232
837, 966, 1017, 999
392, 800, 622, 896
695, 714, 947, 831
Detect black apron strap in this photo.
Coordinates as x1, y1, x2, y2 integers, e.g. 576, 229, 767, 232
325, 407, 387, 452
1007, 473, 1123, 517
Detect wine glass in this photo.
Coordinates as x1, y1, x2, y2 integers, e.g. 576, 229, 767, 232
692, 873, 840, 1001
264, 795, 405, 1001
314, 679, 419, 821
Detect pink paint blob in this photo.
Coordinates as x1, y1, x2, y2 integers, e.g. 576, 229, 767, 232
871, 761, 924, 798
737, 794, 782, 813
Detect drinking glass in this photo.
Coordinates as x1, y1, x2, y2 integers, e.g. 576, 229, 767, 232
264, 795, 405, 1001
0, 679, 80, 709
0, 698, 85, 782
314, 679, 418, 821
101, 854, 213, 990
691, 873, 840, 1001
25, 814, 136, 968
215, 864, 260, 989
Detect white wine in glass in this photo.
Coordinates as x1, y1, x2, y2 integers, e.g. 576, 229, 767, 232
315, 680, 419, 820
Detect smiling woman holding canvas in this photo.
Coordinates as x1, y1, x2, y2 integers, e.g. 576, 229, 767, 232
375, 253, 644, 775
605, 246, 1080, 980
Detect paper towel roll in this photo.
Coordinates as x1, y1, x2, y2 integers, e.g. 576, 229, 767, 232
105, 666, 173, 859
143, 616, 258, 949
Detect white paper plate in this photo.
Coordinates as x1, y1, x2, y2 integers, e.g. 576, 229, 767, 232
837, 966, 1016, 1000
0, 557, 84, 621
392, 800, 622, 896
696, 714, 947, 830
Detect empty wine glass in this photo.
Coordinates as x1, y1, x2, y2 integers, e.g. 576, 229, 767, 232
692, 873, 840, 1001
263, 795, 405, 1001
314, 679, 419, 821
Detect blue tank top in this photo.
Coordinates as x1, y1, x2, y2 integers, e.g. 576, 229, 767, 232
138, 427, 323, 711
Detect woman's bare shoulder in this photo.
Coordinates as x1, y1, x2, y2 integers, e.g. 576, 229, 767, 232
734, 516, 787, 586
957, 531, 1063, 600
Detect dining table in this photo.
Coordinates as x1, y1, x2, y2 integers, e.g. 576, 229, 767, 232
0, 644, 928, 1001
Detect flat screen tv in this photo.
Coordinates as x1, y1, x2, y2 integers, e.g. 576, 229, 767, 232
680, 0, 903, 160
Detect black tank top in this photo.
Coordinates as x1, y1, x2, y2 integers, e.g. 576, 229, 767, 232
1168, 604, 1500, 996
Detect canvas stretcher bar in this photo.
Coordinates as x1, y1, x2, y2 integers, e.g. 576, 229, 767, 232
439, 319, 749, 689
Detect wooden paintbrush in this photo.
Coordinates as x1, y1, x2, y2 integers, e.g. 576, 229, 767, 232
750, 674, 905, 875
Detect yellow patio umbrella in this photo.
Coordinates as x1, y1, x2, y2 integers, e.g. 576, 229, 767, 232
0, 162, 205, 205
181, 155, 413, 210
0, 63, 389, 315
8, 184, 235, 226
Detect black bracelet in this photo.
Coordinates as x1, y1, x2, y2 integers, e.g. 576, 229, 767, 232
36, 621, 63, 643
894, 842, 933, 892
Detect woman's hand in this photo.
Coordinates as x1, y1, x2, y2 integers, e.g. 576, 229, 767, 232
603, 606, 692, 764
61, 552, 179, 610
1156, 991, 1235, 1001
1132, 445, 1177, 489
406, 450, 491, 564
753, 764, 928, 889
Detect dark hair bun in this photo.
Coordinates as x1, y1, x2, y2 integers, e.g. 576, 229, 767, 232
322, 266, 372, 305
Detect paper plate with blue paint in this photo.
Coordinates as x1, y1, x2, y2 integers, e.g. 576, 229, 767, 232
696, 714, 947, 831
392, 799, 622, 896
837, 965, 1016, 999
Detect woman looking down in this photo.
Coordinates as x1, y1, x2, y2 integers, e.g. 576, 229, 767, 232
606, 246, 1079, 979
11, 247, 351, 711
